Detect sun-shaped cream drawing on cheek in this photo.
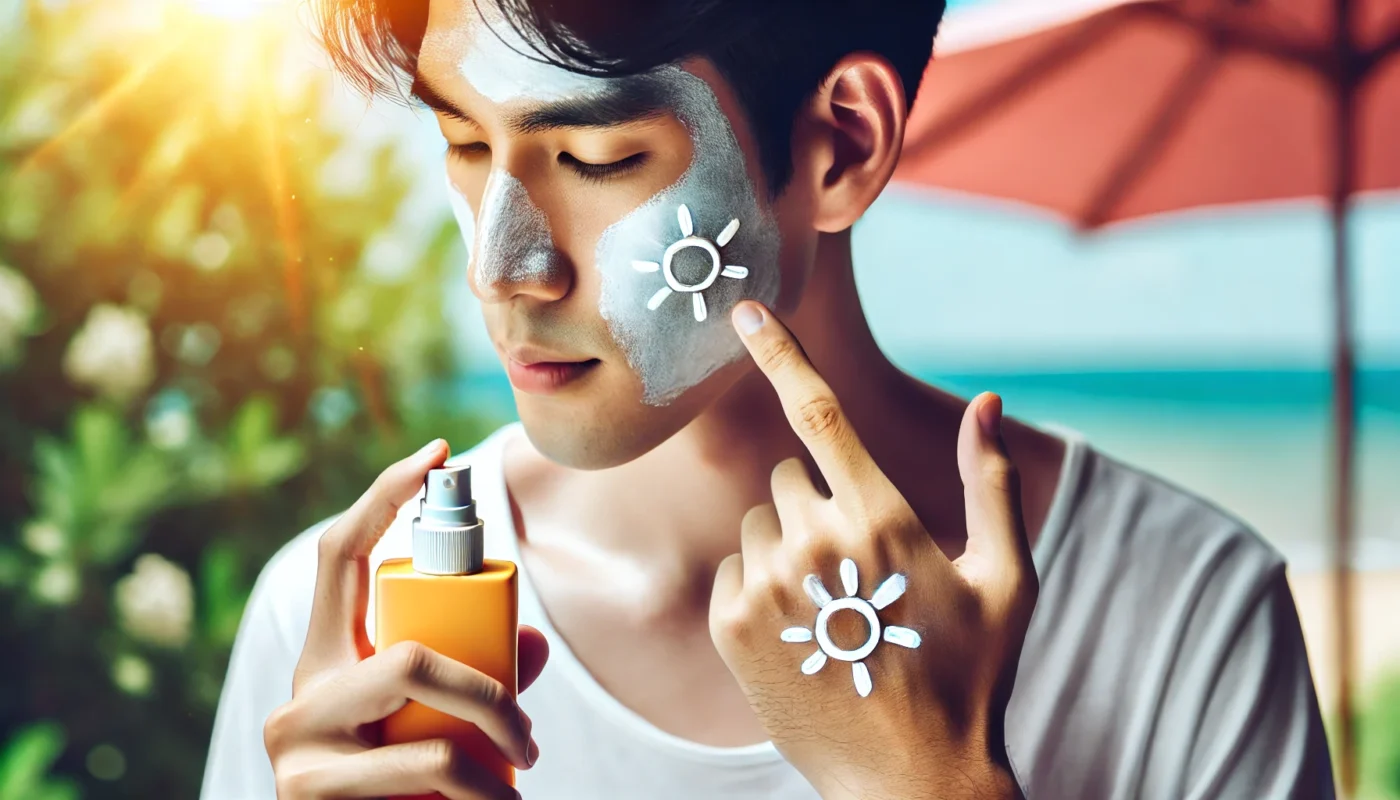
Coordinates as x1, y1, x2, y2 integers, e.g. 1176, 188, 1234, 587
631, 203, 749, 323
780, 559, 922, 697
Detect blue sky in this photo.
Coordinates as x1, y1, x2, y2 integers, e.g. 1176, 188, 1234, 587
356, 0, 1400, 374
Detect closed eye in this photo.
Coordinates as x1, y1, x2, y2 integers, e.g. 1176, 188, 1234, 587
447, 142, 490, 161
560, 151, 649, 183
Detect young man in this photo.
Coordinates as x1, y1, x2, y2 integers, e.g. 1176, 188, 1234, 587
203, 1, 1335, 797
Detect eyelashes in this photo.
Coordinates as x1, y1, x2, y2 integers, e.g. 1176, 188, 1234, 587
447, 142, 489, 161
558, 151, 649, 183
446, 142, 649, 184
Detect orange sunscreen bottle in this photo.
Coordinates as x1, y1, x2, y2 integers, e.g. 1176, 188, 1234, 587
375, 464, 519, 798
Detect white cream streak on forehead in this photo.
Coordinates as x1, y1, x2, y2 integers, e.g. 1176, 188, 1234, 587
455, 8, 611, 103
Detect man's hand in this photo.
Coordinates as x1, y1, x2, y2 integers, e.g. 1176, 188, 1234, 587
263, 439, 549, 799
709, 302, 1036, 800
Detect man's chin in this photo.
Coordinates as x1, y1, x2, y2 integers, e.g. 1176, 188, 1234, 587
510, 358, 749, 470
510, 386, 711, 470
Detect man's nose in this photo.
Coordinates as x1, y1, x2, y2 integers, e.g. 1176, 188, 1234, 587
467, 170, 572, 304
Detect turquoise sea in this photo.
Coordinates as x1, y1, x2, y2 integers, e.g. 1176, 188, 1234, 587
451, 368, 1400, 573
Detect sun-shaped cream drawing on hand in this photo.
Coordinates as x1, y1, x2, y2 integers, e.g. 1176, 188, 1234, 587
780, 559, 922, 697
631, 204, 749, 323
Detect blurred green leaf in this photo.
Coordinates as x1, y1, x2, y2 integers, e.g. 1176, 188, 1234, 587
0, 722, 74, 800
225, 395, 306, 490
199, 541, 249, 647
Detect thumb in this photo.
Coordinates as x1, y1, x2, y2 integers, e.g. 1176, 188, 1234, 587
956, 393, 1029, 570
519, 625, 551, 693
295, 438, 450, 686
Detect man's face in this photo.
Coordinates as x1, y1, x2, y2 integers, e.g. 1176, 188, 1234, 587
418, 1, 810, 468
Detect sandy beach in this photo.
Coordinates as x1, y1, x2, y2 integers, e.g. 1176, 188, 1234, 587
1289, 568, 1400, 714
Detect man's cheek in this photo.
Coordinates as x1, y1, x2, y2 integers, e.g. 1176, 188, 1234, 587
594, 68, 781, 407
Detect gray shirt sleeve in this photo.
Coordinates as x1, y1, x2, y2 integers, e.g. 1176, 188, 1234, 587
1176, 571, 1335, 799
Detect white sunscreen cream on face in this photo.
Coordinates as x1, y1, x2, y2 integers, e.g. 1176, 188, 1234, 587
469, 169, 567, 289
593, 67, 780, 405
450, 14, 782, 405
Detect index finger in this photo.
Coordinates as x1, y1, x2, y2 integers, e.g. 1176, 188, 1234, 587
730, 301, 886, 500
294, 438, 451, 686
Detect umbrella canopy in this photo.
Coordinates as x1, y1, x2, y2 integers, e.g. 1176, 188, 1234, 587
897, 0, 1400, 227
895, 0, 1400, 792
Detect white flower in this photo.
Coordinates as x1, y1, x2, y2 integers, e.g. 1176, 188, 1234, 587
0, 263, 40, 365
32, 561, 80, 606
631, 204, 749, 323
63, 304, 155, 402
146, 405, 194, 450
781, 558, 922, 697
21, 520, 66, 558
114, 554, 194, 648
111, 653, 153, 696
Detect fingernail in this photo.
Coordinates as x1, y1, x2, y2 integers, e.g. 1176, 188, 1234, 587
416, 438, 445, 458
526, 738, 539, 767
976, 393, 1003, 440
732, 303, 765, 335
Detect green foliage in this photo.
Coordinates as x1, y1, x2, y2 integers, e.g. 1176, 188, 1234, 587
0, 0, 500, 796
0, 724, 79, 800
31, 406, 176, 566
1360, 671, 1400, 799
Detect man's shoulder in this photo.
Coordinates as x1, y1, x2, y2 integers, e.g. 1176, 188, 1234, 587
1053, 440, 1286, 592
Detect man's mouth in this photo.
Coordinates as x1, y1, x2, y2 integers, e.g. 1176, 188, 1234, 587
502, 345, 601, 395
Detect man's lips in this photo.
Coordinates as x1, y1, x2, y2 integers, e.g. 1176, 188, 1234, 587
501, 345, 600, 395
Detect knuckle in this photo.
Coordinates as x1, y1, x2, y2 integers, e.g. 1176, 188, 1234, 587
756, 334, 802, 374
741, 503, 778, 534
979, 454, 1019, 493
792, 395, 843, 441
262, 703, 295, 756
795, 533, 840, 570
315, 519, 351, 563
751, 570, 785, 604
771, 457, 816, 499
856, 501, 916, 544
421, 738, 463, 779
478, 676, 516, 721
386, 640, 433, 684
775, 456, 806, 478
276, 768, 314, 799
760, 575, 802, 617
713, 604, 755, 647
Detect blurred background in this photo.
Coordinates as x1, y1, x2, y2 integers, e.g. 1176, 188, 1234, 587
0, 0, 1395, 797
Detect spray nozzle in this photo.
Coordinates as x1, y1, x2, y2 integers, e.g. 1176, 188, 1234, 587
419, 464, 477, 527
412, 463, 484, 575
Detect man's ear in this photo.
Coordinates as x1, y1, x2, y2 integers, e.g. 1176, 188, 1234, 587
790, 54, 907, 233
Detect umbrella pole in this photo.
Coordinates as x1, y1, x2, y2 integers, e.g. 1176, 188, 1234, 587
1329, 0, 1358, 788
1330, 162, 1357, 799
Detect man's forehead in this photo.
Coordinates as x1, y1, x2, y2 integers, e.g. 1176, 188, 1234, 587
420, 1, 609, 104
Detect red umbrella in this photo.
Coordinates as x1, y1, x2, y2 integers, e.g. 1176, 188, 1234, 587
895, 0, 1400, 790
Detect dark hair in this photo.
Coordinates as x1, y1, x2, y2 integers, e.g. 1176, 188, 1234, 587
314, 0, 947, 194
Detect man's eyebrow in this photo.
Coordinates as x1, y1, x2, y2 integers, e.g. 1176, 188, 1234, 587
411, 76, 476, 125
505, 78, 670, 135
413, 73, 670, 134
